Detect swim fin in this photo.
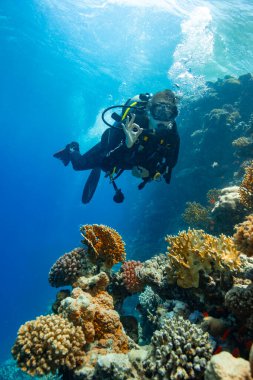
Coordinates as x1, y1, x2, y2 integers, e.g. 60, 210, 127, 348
53, 146, 71, 166
82, 168, 101, 204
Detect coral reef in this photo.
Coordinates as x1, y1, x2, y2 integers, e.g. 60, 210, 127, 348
80, 224, 126, 268
165, 229, 240, 288
121, 260, 144, 293
239, 161, 253, 210
143, 316, 213, 380
48, 247, 97, 287
12, 314, 85, 376
234, 214, 253, 257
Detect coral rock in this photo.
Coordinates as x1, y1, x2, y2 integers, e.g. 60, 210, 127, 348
204, 351, 252, 380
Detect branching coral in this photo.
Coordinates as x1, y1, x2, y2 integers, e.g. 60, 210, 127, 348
121, 260, 144, 293
182, 202, 210, 229
234, 214, 253, 257
239, 161, 253, 209
165, 229, 241, 288
12, 315, 85, 376
80, 224, 126, 268
143, 316, 213, 380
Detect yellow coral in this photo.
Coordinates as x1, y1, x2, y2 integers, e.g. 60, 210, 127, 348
234, 214, 253, 257
182, 202, 209, 229
12, 315, 85, 376
165, 229, 241, 288
80, 224, 126, 268
239, 161, 253, 209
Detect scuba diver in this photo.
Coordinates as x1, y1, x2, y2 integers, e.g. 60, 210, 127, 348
53, 89, 180, 204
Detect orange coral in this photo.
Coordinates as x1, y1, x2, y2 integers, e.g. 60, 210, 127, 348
165, 229, 241, 288
80, 224, 126, 268
59, 279, 129, 354
239, 161, 253, 209
233, 214, 253, 257
12, 315, 85, 376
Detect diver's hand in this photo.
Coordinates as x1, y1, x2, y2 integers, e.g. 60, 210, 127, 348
123, 114, 143, 148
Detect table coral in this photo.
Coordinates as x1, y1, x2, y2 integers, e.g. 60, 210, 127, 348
234, 214, 253, 257
80, 224, 126, 268
165, 229, 241, 288
12, 315, 85, 376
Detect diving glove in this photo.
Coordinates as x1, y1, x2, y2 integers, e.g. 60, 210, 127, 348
123, 114, 143, 148
53, 141, 79, 166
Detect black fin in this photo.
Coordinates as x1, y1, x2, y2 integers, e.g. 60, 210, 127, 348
53, 147, 70, 166
82, 168, 101, 204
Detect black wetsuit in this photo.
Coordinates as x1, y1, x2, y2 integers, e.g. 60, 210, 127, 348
69, 117, 180, 184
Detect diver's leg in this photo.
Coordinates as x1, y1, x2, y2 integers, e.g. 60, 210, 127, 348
70, 142, 103, 171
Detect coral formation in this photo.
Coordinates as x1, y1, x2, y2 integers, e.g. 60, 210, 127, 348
239, 161, 253, 209
165, 229, 241, 288
48, 247, 96, 287
121, 260, 144, 293
143, 316, 213, 380
204, 351, 252, 380
182, 201, 210, 229
234, 214, 253, 257
80, 224, 126, 268
225, 284, 253, 319
12, 314, 85, 376
211, 186, 248, 235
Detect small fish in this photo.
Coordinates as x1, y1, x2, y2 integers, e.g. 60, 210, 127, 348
211, 161, 219, 168
231, 347, 240, 357
174, 83, 180, 88
213, 345, 223, 355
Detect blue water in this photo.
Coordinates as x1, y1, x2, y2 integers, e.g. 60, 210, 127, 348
0, 0, 253, 365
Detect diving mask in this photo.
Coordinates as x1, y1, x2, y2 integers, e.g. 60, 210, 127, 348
150, 102, 174, 121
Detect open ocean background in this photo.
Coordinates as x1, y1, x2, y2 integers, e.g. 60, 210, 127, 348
0, 0, 253, 366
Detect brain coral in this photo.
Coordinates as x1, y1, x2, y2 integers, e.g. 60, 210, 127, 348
12, 314, 85, 376
143, 316, 213, 380
80, 224, 126, 268
121, 260, 144, 293
234, 214, 253, 257
48, 247, 96, 287
166, 229, 241, 288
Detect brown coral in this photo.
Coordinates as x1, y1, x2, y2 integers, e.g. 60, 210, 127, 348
58, 278, 129, 353
225, 284, 253, 319
12, 314, 85, 376
165, 229, 241, 288
80, 224, 126, 268
239, 161, 253, 209
234, 214, 253, 257
121, 260, 144, 293
48, 247, 96, 287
